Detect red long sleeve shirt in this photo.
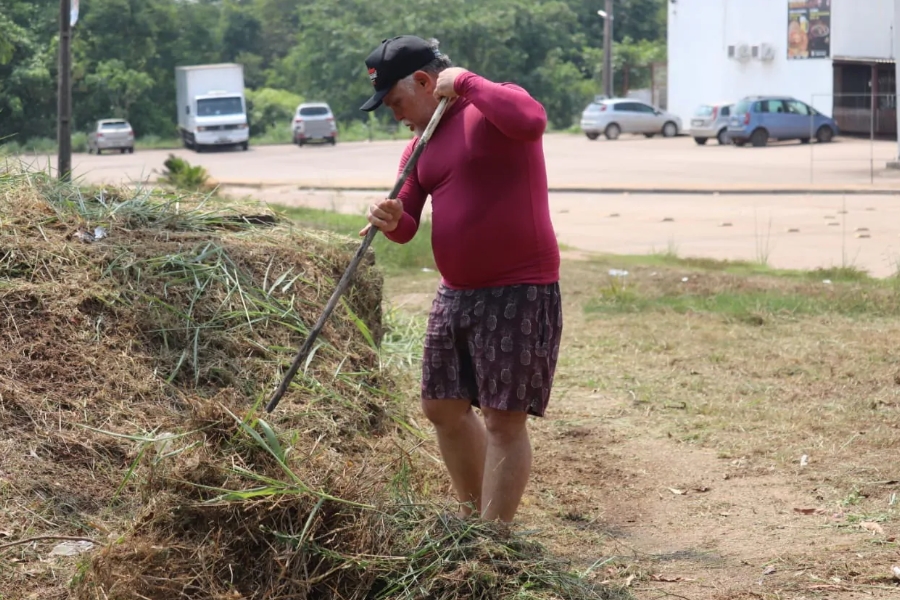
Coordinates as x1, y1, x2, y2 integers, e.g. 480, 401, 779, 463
384, 71, 560, 290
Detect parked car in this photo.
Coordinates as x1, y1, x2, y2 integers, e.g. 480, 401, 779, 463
727, 96, 839, 147
689, 102, 733, 145
87, 118, 135, 154
292, 102, 337, 146
580, 98, 683, 140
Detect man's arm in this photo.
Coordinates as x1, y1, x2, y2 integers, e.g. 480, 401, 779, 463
382, 139, 428, 244
452, 70, 547, 142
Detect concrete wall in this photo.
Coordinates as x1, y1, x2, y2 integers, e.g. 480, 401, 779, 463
667, 0, 895, 126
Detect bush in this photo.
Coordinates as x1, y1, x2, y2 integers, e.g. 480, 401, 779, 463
159, 154, 210, 191
245, 87, 303, 137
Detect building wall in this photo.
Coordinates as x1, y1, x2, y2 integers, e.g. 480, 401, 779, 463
831, 0, 895, 59
667, 0, 895, 126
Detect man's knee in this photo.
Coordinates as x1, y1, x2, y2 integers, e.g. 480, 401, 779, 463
482, 408, 528, 444
421, 398, 473, 429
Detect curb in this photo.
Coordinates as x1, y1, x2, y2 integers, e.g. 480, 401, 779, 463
217, 180, 900, 196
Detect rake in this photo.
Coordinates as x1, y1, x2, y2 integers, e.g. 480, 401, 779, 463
266, 97, 450, 413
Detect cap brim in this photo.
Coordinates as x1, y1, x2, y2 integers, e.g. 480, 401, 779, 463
360, 88, 389, 112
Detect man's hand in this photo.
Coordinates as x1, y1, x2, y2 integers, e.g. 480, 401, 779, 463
433, 67, 469, 100
360, 198, 403, 236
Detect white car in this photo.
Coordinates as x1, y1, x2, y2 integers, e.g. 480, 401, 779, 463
87, 118, 135, 154
292, 102, 337, 146
580, 98, 683, 141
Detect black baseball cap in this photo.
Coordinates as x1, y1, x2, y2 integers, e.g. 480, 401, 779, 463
360, 35, 442, 111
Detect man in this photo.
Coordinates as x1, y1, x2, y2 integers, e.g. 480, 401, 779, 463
359, 35, 562, 523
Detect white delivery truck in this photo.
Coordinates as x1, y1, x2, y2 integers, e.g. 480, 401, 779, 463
175, 63, 249, 152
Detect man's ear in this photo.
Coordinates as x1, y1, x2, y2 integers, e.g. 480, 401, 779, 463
412, 71, 432, 89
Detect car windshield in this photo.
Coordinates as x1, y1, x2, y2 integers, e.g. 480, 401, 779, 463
100, 121, 129, 130
694, 105, 714, 116
299, 106, 330, 116
735, 100, 753, 113
197, 97, 244, 117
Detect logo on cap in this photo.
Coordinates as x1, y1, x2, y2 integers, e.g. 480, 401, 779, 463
368, 67, 377, 86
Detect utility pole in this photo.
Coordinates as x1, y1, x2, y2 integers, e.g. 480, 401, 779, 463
600, 0, 614, 98
58, 0, 73, 182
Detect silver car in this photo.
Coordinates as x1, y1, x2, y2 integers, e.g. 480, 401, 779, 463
87, 119, 135, 154
580, 98, 683, 141
689, 102, 733, 146
292, 102, 337, 146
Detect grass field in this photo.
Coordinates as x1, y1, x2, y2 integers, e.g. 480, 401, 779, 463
276, 203, 900, 598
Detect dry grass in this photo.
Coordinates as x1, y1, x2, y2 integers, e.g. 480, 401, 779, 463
383, 249, 900, 594
0, 168, 621, 600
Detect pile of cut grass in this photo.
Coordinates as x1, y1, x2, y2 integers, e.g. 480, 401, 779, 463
0, 167, 621, 600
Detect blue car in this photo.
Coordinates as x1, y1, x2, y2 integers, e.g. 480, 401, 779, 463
727, 96, 839, 147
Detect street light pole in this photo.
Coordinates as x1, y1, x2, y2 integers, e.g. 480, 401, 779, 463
599, 0, 614, 98
58, 0, 73, 182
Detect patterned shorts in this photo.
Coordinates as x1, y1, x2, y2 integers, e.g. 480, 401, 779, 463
421, 282, 563, 417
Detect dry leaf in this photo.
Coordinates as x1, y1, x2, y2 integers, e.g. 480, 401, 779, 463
891, 565, 900, 580
860, 521, 885, 536
763, 565, 777, 575
668, 488, 687, 495
693, 486, 710, 493
793, 507, 823, 515
623, 574, 636, 587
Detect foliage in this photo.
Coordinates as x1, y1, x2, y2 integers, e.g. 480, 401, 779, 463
0, 0, 667, 141
245, 86, 302, 137
159, 153, 211, 191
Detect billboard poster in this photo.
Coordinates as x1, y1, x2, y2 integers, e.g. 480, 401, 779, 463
788, 0, 831, 59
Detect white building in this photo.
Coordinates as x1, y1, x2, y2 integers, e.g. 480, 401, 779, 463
667, 0, 899, 146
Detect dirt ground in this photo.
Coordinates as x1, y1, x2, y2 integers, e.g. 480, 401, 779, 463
385, 259, 900, 600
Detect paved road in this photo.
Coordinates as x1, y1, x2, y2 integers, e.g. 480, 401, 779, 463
12, 133, 900, 276
249, 186, 900, 277
17, 133, 900, 191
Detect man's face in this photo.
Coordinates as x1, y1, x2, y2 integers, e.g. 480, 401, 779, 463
382, 71, 438, 136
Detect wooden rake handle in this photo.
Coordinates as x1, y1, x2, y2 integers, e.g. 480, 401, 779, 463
265, 97, 450, 414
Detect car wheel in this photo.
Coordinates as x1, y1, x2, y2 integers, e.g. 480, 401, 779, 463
96, 148, 102, 155
128, 147, 134, 154
329, 137, 336, 146
585, 132, 599, 141
662, 121, 678, 137
87, 146, 93, 155
750, 128, 769, 147
816, 126, 834, 143
605, 123, 621, 140
241, 142, 249, 151
717, 129, 729, 145
694, 137, 708, 146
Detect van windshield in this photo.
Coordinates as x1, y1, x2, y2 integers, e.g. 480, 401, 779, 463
197, 97, 244, 117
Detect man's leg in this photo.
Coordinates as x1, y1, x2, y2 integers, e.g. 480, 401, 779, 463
421, 399, 487, 516
480, 407, 531, 522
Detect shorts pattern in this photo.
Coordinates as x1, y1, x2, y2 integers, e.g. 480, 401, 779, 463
421, 282, 563, 417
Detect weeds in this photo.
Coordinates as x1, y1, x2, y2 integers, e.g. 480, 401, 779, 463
159, 153, 211, 191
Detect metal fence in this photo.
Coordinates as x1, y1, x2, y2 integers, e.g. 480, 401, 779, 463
809, 93, 898, 185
